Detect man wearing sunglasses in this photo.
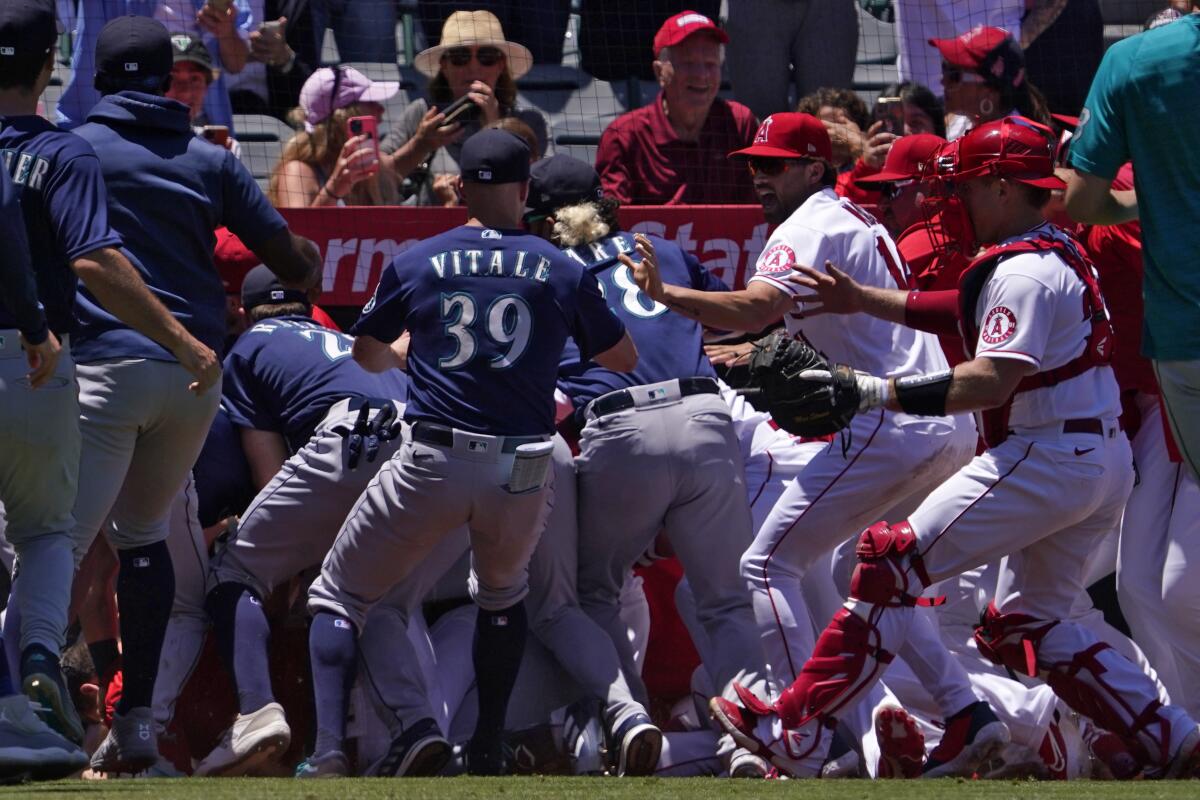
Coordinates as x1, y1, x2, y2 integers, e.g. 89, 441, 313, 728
627, 112, 987, 775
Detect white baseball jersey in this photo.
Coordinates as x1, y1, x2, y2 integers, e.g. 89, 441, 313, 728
972, 224, 1122, 429
748, 188, 949, 379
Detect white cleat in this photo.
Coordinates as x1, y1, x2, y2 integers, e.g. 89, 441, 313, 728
194, 702, 291, 777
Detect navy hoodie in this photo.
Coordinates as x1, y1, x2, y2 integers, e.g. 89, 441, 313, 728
71, 92, 287, 362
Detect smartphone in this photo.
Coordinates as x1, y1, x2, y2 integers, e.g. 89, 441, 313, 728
260, 20, 284, 37
438, 94, 480, 128
874, 96, 904, 135
201, 125, 230, 147
347, 115, 380, 163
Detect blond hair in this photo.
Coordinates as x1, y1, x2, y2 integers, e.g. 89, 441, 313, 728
552, 201, 617, 247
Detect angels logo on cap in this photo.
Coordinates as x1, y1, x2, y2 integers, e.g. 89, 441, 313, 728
753, 117, 774, 145
675, 12, 711, 27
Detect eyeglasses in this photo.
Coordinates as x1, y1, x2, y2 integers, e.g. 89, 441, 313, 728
941, 65, 987, 85
880, 179, 916, 200
444, 47, 504, 67
746, 157, 809, 177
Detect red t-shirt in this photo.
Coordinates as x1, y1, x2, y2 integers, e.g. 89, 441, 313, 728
836, 158, 882, 208
595, 93, 758, 205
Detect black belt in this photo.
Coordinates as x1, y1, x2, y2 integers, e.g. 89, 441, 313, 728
409, 420, 547, 453
589, 377, 720, 419
1062, 418, 1117, 437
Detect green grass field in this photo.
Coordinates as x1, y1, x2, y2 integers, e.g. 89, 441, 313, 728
3, 778, 1199, 800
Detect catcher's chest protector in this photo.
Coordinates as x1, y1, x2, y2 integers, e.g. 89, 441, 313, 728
957, 230, 1114, 447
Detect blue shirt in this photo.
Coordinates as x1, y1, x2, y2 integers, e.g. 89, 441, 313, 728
71, 92, 287, 362
0, 115, 122, 335
223, 315, 410, 452
1068, 15, 1200, 360
557, 232, 725, 416
353, 224, 626, 436
56, 0, 252, 131
0, 167, 46, 342
193, 403, 255, 527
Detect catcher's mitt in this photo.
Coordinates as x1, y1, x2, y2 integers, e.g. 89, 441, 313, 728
744, 331, 860, 436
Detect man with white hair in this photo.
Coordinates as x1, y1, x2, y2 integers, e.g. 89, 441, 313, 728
594, 10, 757, 205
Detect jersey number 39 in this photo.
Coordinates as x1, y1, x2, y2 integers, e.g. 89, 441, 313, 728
439, 293, 532, 370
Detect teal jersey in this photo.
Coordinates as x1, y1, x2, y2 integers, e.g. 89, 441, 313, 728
1068, 15, 1200, 360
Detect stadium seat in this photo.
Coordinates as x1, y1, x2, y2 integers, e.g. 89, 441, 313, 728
232, 114, 293, 193
856, 3, 899, 65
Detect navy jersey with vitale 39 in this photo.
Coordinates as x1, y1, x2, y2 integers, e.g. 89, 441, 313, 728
353, 224, 625, 436
557, 231, 727, 417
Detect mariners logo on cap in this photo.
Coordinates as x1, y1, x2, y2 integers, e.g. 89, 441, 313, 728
125, 61, 139, 71
478, 169, 492, 181
0, 47, 14, 56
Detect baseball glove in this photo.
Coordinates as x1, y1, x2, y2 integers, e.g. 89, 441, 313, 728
744, 331, 860, 436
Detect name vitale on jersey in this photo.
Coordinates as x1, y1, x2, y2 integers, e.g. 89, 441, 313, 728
428, 245, 553, 283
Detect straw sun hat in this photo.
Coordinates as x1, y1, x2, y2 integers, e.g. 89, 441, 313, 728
414, 10, 533, 80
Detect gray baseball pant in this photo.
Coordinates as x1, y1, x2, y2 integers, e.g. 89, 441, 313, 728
1154, 358, 1200, 484
0, 332, 79, 656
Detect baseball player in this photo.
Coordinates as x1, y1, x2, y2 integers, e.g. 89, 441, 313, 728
626, 113, 989, 769
710, 116, 1200, 779
0, 155, 88, 781
0, 0, 228, 759
190, 265, 407, 776
301, 129, 635, 776
67, 16, 318, 774
523, 153, 768, 776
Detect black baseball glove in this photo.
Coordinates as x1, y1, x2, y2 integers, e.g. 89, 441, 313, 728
743, 331, 860, 437
344, 401, 401, 469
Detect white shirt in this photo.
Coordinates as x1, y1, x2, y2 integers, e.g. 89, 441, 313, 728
973, 224, 1122, 429
748, 188, 950, 380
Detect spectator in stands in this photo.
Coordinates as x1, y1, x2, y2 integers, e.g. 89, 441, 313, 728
929, 25, 1053, 138
417, 1, 572, 65
875, 80, 946, 138
594, 11, 757, 205
725, 0, 858, 121
381, 10, 546, 206
166, 32, 242, 156
57, 1, 252, 130
311, 0, 395, 62
229, 3, 320, 121
894, 1, 1024, 103
269, 66, 402, 207
795, 87, 870, 169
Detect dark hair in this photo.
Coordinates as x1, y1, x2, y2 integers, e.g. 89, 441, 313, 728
1003, 81, 1053, 129
0, 49, 52, 91
429, 69, 517, 112
247, 301, 311, 324
1019, 183, 1052, 209
796, 87, 870, 132
60, 640, 97, 717
878, 81, 946, 138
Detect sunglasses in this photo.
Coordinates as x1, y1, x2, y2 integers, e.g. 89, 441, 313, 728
746, 157, 811, 177
880, 179, 916, 200
444, 46, 504, 67
941, 65, 987, 85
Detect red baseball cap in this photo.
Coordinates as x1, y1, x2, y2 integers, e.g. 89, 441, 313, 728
214, 227, 261, 294
856, 134, 947, 186
729, 113, 833, 163
653, 10, 728, 56
929, 25, 1011, 69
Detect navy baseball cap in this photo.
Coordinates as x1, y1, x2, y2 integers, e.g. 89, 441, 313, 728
95, 15, 174, 89
241, 265, 310, 310
0, 0, 57, 62
526, 154, 604, 220
460, 129, 531, 184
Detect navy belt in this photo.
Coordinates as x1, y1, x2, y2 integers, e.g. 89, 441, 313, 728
409, 420, 546, 453
589, 377, 720, 419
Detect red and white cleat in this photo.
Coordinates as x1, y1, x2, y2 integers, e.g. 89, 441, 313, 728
709, 684, 827, 779
875, 706, 925, 778
922, 701, 1010, 778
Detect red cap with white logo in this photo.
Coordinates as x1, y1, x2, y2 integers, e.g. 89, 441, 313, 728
728, 113, 833, 163
856, 133, 947, 186
653, 10, 729, 56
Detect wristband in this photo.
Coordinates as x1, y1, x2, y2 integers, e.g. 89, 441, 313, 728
894, 369, 953, 416
323, 182, 346, 200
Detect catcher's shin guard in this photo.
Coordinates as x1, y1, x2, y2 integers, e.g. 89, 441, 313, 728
974, 604, 1173, 767
773, 606, 898, 730
849, 522, 935, 607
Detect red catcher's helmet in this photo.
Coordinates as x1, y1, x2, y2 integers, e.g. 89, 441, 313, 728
941, 116, 1066, 190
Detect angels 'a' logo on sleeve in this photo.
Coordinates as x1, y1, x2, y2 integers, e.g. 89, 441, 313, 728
757, 243, 797, 275
981, 305, 1017, 344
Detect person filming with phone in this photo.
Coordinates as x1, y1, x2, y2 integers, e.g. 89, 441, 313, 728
269, 66, 402, 207
380, 10, 548, 207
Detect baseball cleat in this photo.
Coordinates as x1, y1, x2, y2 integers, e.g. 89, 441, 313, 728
921, 701, 1010, 778
708, 685, 825, 778
609, 712, 662, 776
1081, 719, 1141, 779
1165, 725, 1200, 779
295, 749, 349, 778
0, 693, 88, 782
90, 706, 159, 775
367, 717, 452, 777
21, 649, 84, 745
874, 705, 925, 778
464, 738, 511, 776
729, 750, 770, 778
194, 702, 291, 776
